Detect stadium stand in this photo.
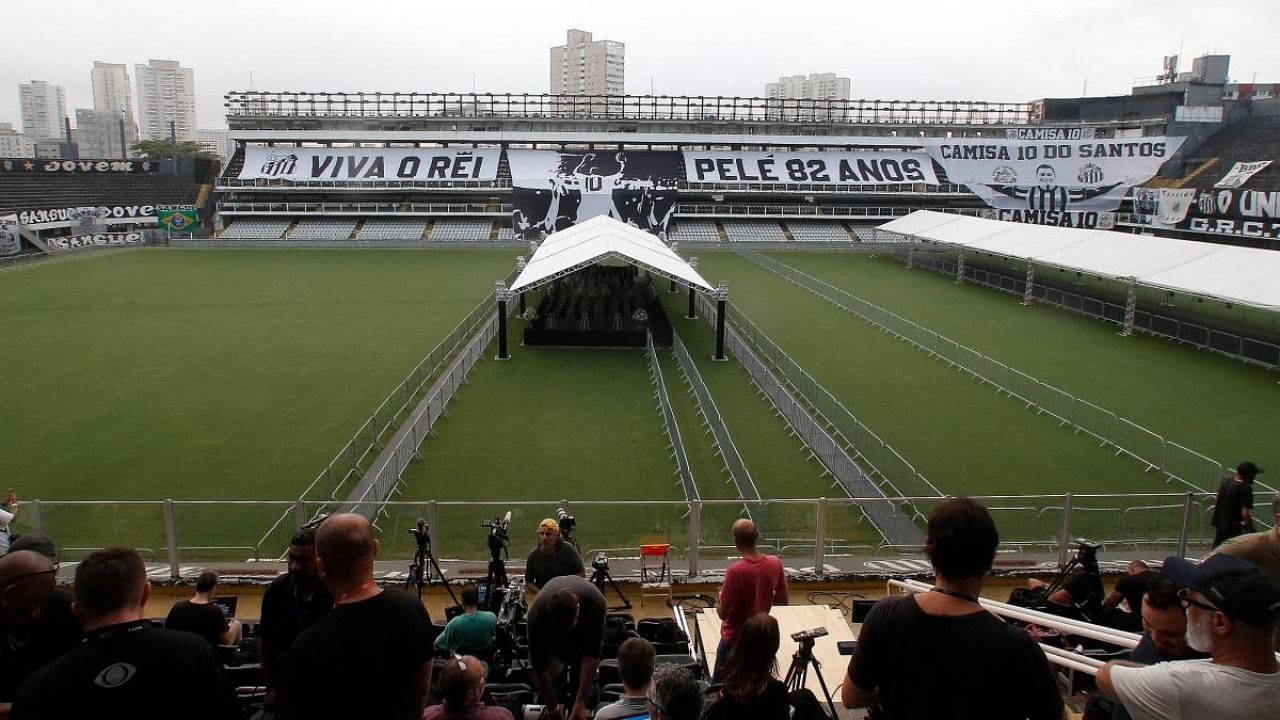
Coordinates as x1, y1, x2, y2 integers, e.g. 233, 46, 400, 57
722, 220, 785, 242
850, 224, 880, 242
668, 220, 720, 243
289, 217, 358, 240
0, 165, 203, 216
428, 218, 494, 241
786, 222, 853, 242
218, 217, 292, 239
495, 223, 516, 241
358, 217, 429, 240
1179, 114, 1280, 189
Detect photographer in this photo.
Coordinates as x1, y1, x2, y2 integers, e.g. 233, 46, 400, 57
525, 575, 606, 720
1, 490, 17, 556
524, 518, 584, 594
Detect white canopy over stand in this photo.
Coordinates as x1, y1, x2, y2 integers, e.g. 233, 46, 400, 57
508, 215, 714, 294
880, 210, 1280, 311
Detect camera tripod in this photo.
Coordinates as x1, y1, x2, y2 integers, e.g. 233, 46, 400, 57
783, 636, 838, 720
406, 527, 459, 607
480, 555, 509, 614
589, 558, 631, 610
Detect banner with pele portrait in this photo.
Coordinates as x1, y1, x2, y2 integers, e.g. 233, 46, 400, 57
238, 146, 500, 182
922, 137, 1184, 212
509, 150, 681, 241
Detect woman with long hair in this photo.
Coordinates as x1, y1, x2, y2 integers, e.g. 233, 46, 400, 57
706, 613, 810, 720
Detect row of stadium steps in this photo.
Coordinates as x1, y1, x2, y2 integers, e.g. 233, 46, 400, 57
290, 217, 359, 240
0, 170, 202, 215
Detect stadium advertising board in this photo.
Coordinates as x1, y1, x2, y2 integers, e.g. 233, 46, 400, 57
0, 214, 19, 256
46, 232, 145, 250
1213, 161, 1272, 189
238, 147, 500, 181
509, 150, 680, 240
0, 158, 160, 173
681, 151, 939, 186
17, 205, 156, 227
157, 205, 199, 231
923, 137, 1184, 212
982, 209, 1115, 229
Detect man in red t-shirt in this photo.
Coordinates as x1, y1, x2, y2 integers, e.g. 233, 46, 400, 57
713, 519, 788, 682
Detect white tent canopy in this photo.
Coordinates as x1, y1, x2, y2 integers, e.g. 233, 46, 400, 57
879, 211, 1280, 311
508, 216, 715, 294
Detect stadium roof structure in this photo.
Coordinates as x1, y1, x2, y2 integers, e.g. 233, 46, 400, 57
509, 215, 715, 294
879, 210, 1280, 311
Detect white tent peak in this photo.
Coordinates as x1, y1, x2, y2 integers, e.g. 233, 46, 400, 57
508, 216, 714, 293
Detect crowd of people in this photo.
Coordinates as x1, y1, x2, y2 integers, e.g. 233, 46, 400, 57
0, 486, 1276, 720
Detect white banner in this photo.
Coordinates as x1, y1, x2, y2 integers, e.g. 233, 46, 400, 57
0, 214, 19, 256
1214, 161, 1272, 189
47, 232, 145, 251
982, 209, 1115, 229
682, 151, 939, 185
17, 204, 156, 226
924, 137, 1184, 211
1157, 189, 1197, 225
238, 146, 500, 181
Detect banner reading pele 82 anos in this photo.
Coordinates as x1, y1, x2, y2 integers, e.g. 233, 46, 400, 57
923, 137, 1184, 212
238, 146, 500, 182
683, 150, 939, 185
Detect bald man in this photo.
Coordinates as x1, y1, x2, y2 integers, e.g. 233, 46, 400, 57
278, 513, 437, 720
1, 549, 80, 711
713, 519, 787, 682
423, 655, 513, 720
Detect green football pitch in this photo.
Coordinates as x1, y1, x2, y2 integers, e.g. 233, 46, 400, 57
2, 247, 1272, 560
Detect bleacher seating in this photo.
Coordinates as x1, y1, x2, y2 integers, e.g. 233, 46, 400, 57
219, 218, 292, 239
495, 224, 516, 241
669, 219, 720, 242
428, 218, 493, 241
722, 220, 785, 242
289, 217, 357, 240
850, 224, 880, 242
0, 168, 202, 216
787, 222, 851, 242
358, 217, 428, 240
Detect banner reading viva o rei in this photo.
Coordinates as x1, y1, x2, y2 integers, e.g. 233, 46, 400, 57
238, 146, 501, 182
923, 137, 1184, 212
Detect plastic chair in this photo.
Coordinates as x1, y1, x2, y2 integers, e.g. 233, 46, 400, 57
639, 543, 671, 605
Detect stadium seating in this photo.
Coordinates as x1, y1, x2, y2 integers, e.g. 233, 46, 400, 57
722, 220, 785, 242
495, 224, 516, 241
289, 217, 357, 240
428, 218, 494, 241
850, 224, 880, 242
219, 218, 292, 239
787, 222, 852, 242
358, 217, 429, 240
668, 219, 721, 242
0, 170, 201, 216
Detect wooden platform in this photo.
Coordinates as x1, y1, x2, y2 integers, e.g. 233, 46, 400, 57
696, 605, 856, 701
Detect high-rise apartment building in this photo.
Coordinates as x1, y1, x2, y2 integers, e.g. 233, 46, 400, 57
75, 109, 137, 159
550, 29, 625, 96
135, 59, 197, 142
197, 128, 229, 159
92, 62, 135, 116
0, 122, 34, 158
18, 80, 68, 142
765, 73, 852, 101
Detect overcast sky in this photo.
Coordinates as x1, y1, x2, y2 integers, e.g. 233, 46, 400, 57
5, 0, 1279, 130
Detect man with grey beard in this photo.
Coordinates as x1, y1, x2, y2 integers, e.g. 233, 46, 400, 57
1096, 554, 1280, 720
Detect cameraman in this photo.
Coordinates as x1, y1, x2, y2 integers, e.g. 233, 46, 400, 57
525, 576, 606, 720
524, 519, 584, 594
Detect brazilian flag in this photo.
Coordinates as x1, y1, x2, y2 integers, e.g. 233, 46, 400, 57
157, 206, 199, 231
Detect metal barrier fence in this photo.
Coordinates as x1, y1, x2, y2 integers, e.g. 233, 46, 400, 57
646, 333, 699, 503
255, 266, 518, 553
746, 252, 1259, 497
909, 252, 1280, 371
694, 294, 923, 548
696, 292, 941, 513
670, 331, 761, 514
19, 492, 1250, 578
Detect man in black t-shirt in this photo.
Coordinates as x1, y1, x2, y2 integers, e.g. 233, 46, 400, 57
842, 498, 1063, 720
1212, 462, 1263, 547
277, 513, 436, 720
11, 547, 235, 720
258, 525, 332, 704
165, 571, 240, 646
524, 518, 585, 593
0, 549, 82, 709
1102, 561, 1153, 631
525, 575, 606, 720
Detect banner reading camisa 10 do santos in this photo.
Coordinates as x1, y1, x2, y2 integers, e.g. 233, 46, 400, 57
238, 146, 501, 182
923, 137, 1185, 212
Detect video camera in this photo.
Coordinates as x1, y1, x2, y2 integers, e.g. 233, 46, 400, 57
591, 552, 609, 573
556, 506, 577, 547
408, 518, 430, 547
482, 511, 512, 561
790, 627, 829, 643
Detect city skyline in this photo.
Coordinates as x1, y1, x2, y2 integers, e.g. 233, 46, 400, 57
3, 1, 1280, 131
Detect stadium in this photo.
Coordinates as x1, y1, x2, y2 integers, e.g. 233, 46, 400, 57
3, 41, 1280, 718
